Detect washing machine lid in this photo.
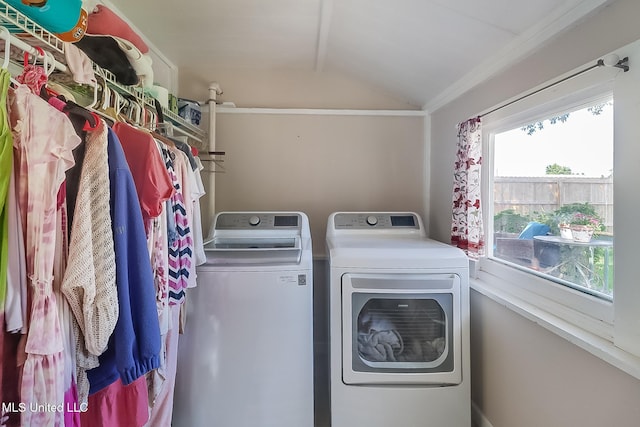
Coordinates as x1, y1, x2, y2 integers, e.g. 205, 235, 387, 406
204, 236, 302, 264
204, 212, 309, 265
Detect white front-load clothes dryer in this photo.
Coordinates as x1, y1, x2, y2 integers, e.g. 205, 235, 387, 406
326, 212, 470, 427
173, 212, 314, 427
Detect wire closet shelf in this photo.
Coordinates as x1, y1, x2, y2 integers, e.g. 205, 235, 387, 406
0, 0, 207, 145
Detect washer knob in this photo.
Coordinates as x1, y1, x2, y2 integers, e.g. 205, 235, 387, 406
248, 215, 261, 226
366, 215, 378, 226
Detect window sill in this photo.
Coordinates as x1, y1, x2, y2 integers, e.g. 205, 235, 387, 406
470, 276, 640, 381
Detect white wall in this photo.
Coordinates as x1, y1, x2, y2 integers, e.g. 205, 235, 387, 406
208, 111, 425, 255
430, 0, 640, 425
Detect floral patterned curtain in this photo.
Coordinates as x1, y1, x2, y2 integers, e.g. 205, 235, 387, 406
451, 117, 484, 258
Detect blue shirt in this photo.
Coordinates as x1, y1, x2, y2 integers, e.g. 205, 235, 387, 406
87, 127, 161, 393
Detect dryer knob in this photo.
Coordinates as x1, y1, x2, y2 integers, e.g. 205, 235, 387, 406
366, 215, 378, 226
248, 215, 261, 226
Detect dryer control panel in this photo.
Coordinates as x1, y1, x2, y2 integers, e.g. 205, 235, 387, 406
333, 213, 420, 229
215, 212, 301, 230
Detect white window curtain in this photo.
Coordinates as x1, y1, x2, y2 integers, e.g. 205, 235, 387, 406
450, 117, 484, 258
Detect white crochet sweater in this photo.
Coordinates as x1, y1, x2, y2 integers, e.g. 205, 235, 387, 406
61, 119, 119, 401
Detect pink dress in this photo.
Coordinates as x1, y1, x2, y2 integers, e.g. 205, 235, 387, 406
9, 84, 81, 426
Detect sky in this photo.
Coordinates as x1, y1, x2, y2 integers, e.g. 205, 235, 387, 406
494, 103, 613, 177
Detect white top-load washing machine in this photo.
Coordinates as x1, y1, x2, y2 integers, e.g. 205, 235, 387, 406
173, 212, 314, 427
326, 212, 470, 427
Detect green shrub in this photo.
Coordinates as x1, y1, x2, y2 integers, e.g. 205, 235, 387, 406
494, 209, 531, 234
534, 203, 602, 235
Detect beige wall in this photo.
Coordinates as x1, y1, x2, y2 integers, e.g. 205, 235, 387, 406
471, 290, 640, 427
187, 66, 427, 253
431, 0, 640, 426
203, 111, 425, 255
178, 68, 420, 110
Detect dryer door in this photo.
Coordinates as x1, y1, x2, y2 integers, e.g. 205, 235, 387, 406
341, 273, 462, 385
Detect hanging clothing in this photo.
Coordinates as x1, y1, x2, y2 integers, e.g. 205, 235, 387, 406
0, 69, 11, 314
5, 169, 27, 335
85, 128, 161, 394
9, 82, 81, 427
172, 148, 199, 290
192, 156, 207, 267
145, 303, 181, 427
151, 209, 169, 335
0, 68, 21, 427
145, 213, 169, 407
171, 138, 197, 171
60, 119, 119, 404
168, 139, 206, 269
81, 377, 149, 427
112, 122, 174, 232
161, 145, 193, 306
53, 183, 81, 427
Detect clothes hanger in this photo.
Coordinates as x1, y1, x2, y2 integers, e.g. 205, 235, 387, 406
87, 69, 108, 110
95, 85, 121, 123
39, 78, 100, 131
152, 130, 176, 148
0, 26, 10, 70
129, 97, 142, 124
85, 79, 100, 110
46, 94, 100, 131
82, 71, 116, 126
0, 26, 21, 87
118, 94, 145, 126
63, 99, 100, 131
42, 49, 56, 77
147, 107, 157, 130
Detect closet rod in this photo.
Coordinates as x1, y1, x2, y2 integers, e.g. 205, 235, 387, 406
0, 25, 67, 73
156, 121, 203, 144
170, 123, 203, 143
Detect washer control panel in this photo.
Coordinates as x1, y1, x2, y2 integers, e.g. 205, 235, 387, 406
333, 213, 419, 229
215, 213, 301, 230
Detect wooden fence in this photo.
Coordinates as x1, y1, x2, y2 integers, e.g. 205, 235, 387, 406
494, 176, 614, 232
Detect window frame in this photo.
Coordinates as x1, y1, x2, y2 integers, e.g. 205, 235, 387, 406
481, 85, 615, 338
470, 47, 640, 379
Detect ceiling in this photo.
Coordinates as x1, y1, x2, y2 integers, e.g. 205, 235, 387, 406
103, 0, 610, 110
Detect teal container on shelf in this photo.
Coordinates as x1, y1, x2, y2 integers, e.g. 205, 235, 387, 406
4, 0, 87, 42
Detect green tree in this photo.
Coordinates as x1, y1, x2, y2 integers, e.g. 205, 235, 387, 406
521, 102, 612, 135
545, 163, 572, 175
521, 113, 570, 135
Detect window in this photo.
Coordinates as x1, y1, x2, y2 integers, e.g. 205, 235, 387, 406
477, 60, 621, 337
491, 97, 614, 300
474, 39, 640, 376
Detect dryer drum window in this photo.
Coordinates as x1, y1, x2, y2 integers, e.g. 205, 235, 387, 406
351, 293, 454, 373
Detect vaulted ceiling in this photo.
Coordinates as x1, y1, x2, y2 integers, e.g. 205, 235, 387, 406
105, 0, 610, 109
